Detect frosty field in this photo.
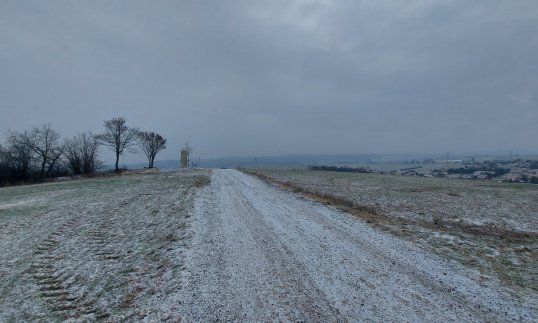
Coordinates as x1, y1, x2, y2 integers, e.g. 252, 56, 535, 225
1, 168, 536, 321
0, 170, 210, 321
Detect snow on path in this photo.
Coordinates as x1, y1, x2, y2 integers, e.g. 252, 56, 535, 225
180, 169, 535, 322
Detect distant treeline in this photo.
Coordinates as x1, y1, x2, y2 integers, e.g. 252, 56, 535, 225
447, 167, 510, 177
308, 165, 370, 173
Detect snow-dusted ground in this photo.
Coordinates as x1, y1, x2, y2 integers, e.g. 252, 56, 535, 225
1, 169, 536, 321
179, 169, 535, 321
0, 170, 209, 321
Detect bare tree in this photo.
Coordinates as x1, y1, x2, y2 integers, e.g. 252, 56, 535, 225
95, 117, 139, 171
31, 124, 62, 178
63, 136, 83, 175
0, 144, 9, 184
2, 131, 35, 180
138, 131, 166, 168
35, 125, 63, 178
64, 132, 100, 175
81, 132, 100, 174
9, 125, 62, 179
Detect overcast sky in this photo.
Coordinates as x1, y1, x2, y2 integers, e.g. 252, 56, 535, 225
1, 0, 537, 163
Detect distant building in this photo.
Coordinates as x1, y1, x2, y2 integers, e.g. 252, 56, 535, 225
180, 149, 188, 169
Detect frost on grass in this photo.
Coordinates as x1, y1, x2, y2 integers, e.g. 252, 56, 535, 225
247, 169, 538, 296
0, 169, 210, 321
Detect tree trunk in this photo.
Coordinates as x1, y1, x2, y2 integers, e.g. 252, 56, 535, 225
148, 157, 154, 168
46, 160, 56, 177
40, 161, 46, 179
115, 152, 120, 171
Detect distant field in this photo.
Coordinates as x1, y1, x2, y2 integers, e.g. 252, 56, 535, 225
0, 170, 210, 321
246, 169, 538, 295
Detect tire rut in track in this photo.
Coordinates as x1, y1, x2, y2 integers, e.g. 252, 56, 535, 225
30, 213, 109, 320
222, 172, 345, 321
86, 216, 121, 262
29, 194, 141, 320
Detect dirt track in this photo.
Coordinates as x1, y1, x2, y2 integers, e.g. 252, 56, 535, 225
179, 169, 535, 322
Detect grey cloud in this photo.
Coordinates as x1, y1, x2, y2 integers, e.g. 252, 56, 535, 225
1, 0, 537, 163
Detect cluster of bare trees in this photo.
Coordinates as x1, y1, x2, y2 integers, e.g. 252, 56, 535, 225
94, 117, 166, 171
0, 124, 100, 185
0, 117, 167, 185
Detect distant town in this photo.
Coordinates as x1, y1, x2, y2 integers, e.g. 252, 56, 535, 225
309, 159, 538, 184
